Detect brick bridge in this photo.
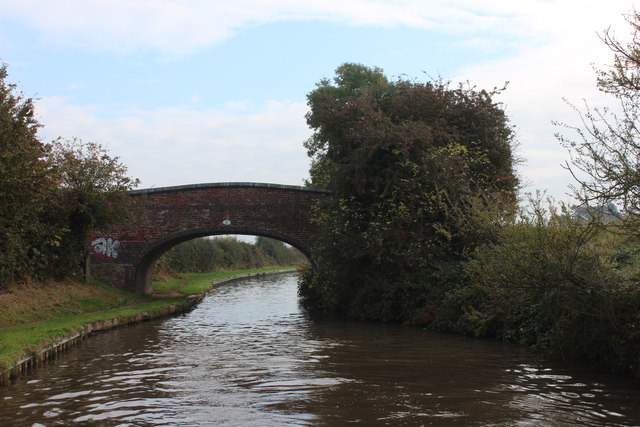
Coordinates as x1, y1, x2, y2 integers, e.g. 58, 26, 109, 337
89, 182, 329, 294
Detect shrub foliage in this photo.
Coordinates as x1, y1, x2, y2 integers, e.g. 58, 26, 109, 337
299, 63, 518, 321
435, 197, 640, 378
156, 236, 306, 274
300, 59, 640, 380
0, 64, 138, 284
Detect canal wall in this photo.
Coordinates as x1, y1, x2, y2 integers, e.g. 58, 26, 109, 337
0, 269, 297, 387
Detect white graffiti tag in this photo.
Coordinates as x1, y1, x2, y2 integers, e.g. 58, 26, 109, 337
91, 237, 121, 259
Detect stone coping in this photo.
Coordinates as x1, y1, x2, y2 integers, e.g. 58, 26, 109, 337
130, 182, 330, 195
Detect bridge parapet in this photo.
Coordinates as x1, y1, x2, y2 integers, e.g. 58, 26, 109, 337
89, 182, 329, 293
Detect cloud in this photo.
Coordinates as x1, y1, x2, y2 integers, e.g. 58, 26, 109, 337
451, 0, 635, 201
1, 0, 607, 55
12, 0, 639, 200
36, 96, 313, 188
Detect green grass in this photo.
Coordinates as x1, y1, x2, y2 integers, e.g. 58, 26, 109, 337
152, 266, 298, 295
0, 279, 150, 329
0, 298, 184, 370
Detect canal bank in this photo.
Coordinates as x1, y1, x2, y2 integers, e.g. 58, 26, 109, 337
0, 268, 297, 387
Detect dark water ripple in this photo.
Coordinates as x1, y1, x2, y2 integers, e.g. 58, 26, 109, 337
1, 273, 639, 426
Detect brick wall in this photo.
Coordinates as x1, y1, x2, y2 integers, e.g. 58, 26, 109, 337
89, 183, 329, 293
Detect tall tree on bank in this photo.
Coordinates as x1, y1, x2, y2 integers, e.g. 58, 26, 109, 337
300, 63, 518, 321
0, 63, 55, 280
556, 10, 640, 222
46, 138, 140, 274
0, 64, 139, 283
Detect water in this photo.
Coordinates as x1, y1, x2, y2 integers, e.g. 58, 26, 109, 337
1, 273, 639, 426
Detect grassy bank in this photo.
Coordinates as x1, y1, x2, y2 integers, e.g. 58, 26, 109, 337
0, 266, 298, 376
152, 266, 298, 296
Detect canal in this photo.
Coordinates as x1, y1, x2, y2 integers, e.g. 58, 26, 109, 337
1, 273, 639, 425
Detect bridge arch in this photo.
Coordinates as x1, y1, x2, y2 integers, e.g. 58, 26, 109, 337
134, 226, 313, 294
89, 183, 328, 294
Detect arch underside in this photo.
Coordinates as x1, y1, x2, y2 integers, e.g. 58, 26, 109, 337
134, 225, 312, 294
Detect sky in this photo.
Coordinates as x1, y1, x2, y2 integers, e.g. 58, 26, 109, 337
1, 0, 637, 202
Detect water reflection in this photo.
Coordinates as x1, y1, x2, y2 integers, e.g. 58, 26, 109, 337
0, 273, 639, 426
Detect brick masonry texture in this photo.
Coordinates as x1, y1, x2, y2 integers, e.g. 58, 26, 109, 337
89, 182, 329, 293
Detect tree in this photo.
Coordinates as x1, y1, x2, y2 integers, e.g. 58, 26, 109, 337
556, 11, 640, 219
304, 63, 389, 188
45, 138, 140, 274
157, 236, 305, 274
0, 63, 56, 280
255, 236, 290, 265
299, 63, 518, 321
0, 63, 140, 282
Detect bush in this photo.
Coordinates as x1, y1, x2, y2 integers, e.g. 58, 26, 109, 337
432, 198, 640, 379
299, 63, 518, 321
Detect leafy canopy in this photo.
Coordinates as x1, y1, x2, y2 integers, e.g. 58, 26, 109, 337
300, 63, 518, 321
0, 63, 139, 282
